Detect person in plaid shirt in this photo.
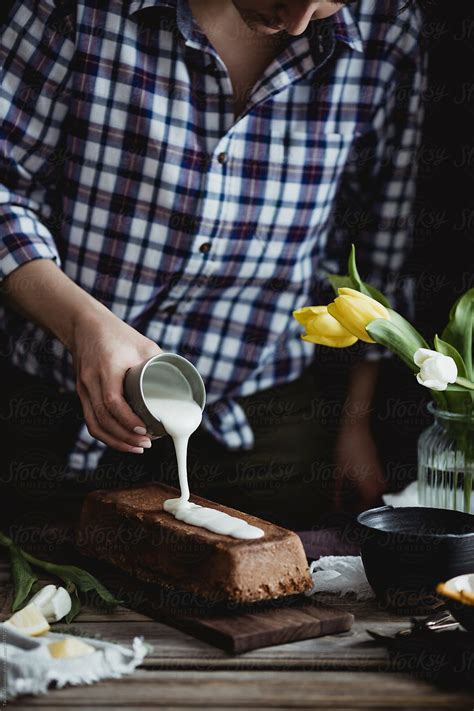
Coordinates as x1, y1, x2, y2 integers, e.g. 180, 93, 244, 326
0, 0, 425, 525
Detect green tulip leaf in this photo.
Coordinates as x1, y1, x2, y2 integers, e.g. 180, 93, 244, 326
448, 287, 474, 322
441, 289, 474, 379
348, 244, 365, 292
434, 335, 473, 413
387, 310, 430, 351
326, 246, 391, 307
326, 273, 354, 296
366, 318, 418, 372
65, 587, 82, 623
0, 531, 13, 548
363, 283, 392, 309
9, 545, 38, 612
347, 244, 391, 307
430, 390, 449, 411
0, 530, 122, 614
447, 380, 474, 392
26, 561, 122, 608
434, 335, 467, 378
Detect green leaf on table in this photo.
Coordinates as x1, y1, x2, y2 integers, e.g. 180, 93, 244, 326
20, 554, 122, 608
65, 588, 82, 623
0, 531, 13, 549
9, 545, 38, 612
441, 289, 474, 379
53, 565, 121, 607
1, 530, 121, 615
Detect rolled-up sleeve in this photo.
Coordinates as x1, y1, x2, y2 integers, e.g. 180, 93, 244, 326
321, 6, 427, 360
0, 0, 75, 281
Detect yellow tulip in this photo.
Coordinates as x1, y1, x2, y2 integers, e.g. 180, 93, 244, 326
327, 287, 390, 343
293, 305, 358, 348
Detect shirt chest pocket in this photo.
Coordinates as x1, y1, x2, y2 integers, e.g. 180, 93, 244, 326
267, 128, 358, 188
246, 127, 360, 247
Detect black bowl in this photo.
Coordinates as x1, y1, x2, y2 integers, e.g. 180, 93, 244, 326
357, 506, 474, 611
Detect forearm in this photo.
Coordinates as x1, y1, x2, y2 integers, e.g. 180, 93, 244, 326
341, 360, 380, 424
1, 259, 110, 350
1, 258, 162, 453
334, 360, 385, 510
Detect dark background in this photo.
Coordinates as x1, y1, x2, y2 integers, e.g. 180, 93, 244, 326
373, 1, 474, 492
0, 0, 472, 503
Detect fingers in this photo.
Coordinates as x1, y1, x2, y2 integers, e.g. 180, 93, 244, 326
99, 369, 151, 436
78, 384, 146, 453
76, 370, 151, 453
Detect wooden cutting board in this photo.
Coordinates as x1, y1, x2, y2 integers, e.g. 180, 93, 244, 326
171, 599, 354, 654
79, 556, 354, 654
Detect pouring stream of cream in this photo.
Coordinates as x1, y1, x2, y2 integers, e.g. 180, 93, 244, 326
145, 362, 264, 540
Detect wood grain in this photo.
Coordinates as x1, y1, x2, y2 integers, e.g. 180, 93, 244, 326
1, 537, 469, 710
8, 671, 474, 709
59, 554, 354, 654
0, 556, 408, 670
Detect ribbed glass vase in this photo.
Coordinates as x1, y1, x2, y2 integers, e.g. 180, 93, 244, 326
418, 403, 474, 514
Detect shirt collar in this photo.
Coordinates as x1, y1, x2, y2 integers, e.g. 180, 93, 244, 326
317, 5, 364, 53
128, 0, 199, 43
128, 0, 176, 17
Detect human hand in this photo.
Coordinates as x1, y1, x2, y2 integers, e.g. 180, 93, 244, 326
333, 418, 387, 512
70, 310, 162, 453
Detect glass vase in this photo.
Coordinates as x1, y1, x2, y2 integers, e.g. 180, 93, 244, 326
418, 403, 474, 514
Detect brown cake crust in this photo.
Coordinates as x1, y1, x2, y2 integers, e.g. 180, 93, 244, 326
75, 482, 312, 604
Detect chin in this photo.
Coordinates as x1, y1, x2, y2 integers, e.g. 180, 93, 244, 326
254, 25, 284, 35
241, 19, 286, 35
236, 8, 283, 35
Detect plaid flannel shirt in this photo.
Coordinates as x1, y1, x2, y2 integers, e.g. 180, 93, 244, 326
0, 0, 426, 473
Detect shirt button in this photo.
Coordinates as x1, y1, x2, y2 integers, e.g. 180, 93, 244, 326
199, 242, 212, 254
217, 152, 227, 165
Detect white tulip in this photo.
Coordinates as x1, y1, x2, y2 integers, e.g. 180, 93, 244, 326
413, 348, 458, 391
29, 585, 72, 622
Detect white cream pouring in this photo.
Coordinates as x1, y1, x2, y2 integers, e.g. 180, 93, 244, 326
144, 362, 264, 540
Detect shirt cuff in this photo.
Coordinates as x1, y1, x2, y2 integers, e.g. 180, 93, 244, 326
0, 216, 61, 281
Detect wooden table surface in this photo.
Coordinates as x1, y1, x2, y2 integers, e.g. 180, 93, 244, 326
1, 555, 473, 711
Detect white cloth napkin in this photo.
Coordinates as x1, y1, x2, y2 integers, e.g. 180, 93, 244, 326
0, 624, 150, 702
306, 482, 421, 599
307, 556, 375, 600
383, 481, 419, 507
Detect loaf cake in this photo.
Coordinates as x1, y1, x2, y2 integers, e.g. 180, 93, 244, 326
75, 482, 312, 604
